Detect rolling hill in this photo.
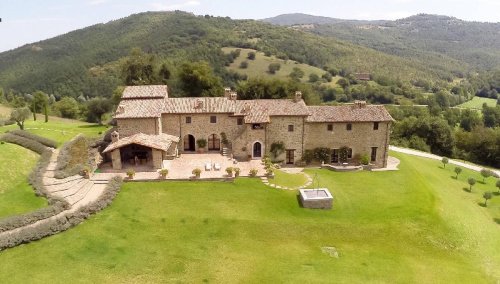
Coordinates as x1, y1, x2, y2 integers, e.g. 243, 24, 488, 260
0, 11, 465, 99
263, 13, 500, 71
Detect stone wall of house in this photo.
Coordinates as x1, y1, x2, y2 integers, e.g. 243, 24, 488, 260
266, 116, 305, 163
162, 113, 244, 153
111, 149, 122, 170
304, 121, 391, 167
117, 118, 159, 137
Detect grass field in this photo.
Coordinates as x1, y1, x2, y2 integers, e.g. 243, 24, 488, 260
0, 143, 46, 218
222, 47, 340, 84
0, 104, 108, 146
458, 96, 498, 109
0, 151, 499, 283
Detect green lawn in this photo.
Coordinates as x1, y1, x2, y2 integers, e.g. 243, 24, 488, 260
0, 111, 108, 146
0, 143, 46, 218
268, 169, 308, 189
458, 96, 498, 109
222, 47, 333, 83
0, 152, 499, 282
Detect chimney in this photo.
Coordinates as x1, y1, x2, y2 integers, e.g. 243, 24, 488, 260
224, 87, 231, 98
243, 102, 251, 113
111, 131, 120, 143
294, 91, 302, 102
353, 100, 367, 109
229, 91, 237, 101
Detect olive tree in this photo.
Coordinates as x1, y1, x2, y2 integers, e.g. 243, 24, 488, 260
441, 157, 449, 168
480, 168, 492, 183
10, 107, 31, 130
483, 192, 492, 207
467, 177, 476, 192
454, 166, 462, 179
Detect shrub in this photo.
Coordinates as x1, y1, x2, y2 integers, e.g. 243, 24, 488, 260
313, 147, 331, 163
247, 52, 256, 60
339, 146, 349, 163
54, 134, 92, 179
270, 141, 285, 160
0, 200, 68, 233
159, 169, 168, 178
0, 133, 48, 154
6, 130, 57, 148
233, 167, 240, 177
302, 150, 314, 164
360, 154, 370, 165
126, 169, 135, 178
249, 168, 258, 177
192, 168, 201, 177
226, 167, 233, 176
196, 138, 207, 149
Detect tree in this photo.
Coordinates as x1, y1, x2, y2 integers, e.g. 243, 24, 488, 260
268, 63, 281, 74
337, 78, 350, 89
289, 67, 304, 81
270, 141, 285, 160
247, 52, 256, 60
483, 192, 492, 206
467, 177, 476, 192
239, 61, 248, 69
441, 157, 449, 168
454, 166, 462, 179
322, 72, 333, 82
54, 97, 79, 119
85, 98, 112, 125
178, 61, 223, 97
121, 48, 158, 85
158, 63, 171, 84
480, 168, 492, 183
10, 107, 31, 130
309, 73, 320, 83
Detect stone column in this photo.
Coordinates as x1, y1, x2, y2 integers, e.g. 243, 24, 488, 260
152, 149, 163, 169
111, 149, 122, 170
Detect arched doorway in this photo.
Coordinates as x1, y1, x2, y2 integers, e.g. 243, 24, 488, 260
183, 134, 195, 151
253, 142, 262, 158
208, 134, 220, 151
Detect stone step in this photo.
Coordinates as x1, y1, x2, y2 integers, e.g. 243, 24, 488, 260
44, 175, 83, 186
92, 180, 109, 185
46, 162, 58, 171
70, 183, 106, 211
47, 178, 87, 194
54, 180, 91, 199
66, 182, 95, 206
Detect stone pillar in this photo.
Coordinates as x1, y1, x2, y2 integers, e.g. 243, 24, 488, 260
152, 149, 163, 169
111, 149, 122, 170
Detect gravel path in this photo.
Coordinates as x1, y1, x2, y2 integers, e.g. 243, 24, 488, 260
389, 146, 500, 177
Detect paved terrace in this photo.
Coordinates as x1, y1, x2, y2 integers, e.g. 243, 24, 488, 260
97, 153, 266, 180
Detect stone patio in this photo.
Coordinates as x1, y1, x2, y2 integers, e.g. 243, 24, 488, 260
97, 153, 266, 180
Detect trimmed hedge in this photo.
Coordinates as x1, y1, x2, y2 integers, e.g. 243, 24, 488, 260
0, 176, 123, 251
54, 134, 91, 179
0, 201, 68, 233
6, 130, 57, 148
0, 133, 48, 154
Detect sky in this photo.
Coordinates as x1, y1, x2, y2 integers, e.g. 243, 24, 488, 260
0, 0, 499, 52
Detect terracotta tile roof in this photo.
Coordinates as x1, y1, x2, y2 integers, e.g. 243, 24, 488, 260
163, 97, 240, 113
114, 98, 165, 118
306, 104, 393, 123
103, 133, 180, 153
237, 99, 310, 123
122, 85, 168, 99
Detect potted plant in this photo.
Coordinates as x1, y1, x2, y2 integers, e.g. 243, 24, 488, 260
192, 168, 201, 178
360, 154, 371, 170
159, 168, 168, 179
225, 167, 233, 177
82, 166, 91, 179
233, 167, 240, 177
126, 169, 135, 179
249, 168, 258, 177
196, 138, 207, 153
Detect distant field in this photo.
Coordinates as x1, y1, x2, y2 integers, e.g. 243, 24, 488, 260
0, 104, 11, 116
222, 47, 339, 84
458, 97, 498, 109
0, 104, 109, 146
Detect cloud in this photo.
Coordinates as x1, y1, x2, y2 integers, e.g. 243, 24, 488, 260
150, 0, 201, 11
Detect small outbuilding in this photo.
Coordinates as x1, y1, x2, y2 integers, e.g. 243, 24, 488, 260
103, 131, 179, 170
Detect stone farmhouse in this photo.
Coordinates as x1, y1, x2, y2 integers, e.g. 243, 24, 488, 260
103, 85, 393, 170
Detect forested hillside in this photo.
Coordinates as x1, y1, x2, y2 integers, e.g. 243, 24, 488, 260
0, 11, 464, 100
264, 13, 500, 71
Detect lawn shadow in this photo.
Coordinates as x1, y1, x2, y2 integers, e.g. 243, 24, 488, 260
77, 125, 105, 129
462, 187, 471, 193
296, 194, 304, 208
478, 180, 486, 185
493, 192, 500, 196
450, 175, 457, 180
494, 218, 500, 225
477, 202, 486, 207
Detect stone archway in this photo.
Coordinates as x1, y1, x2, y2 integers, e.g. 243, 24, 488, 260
253, 141, 262, 158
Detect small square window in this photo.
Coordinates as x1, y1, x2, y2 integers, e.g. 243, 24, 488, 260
210, 116, 217, 123
373, 122, 379, 130
288, 125, 294, 132
327, 124, 333, 131
185, 116, 191, 124
346, 123, 352, 131
237, 118, 243, 125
